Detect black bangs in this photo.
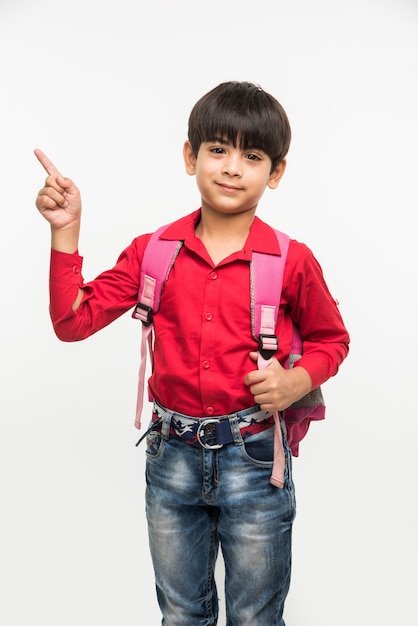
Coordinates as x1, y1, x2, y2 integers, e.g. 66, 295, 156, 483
203, 112, 281, 155
188, 82, 291, 169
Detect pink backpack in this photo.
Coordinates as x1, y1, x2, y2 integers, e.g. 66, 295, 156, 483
132, 222, 325, 487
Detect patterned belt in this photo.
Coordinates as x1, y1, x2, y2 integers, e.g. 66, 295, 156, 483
135, 402, 274, 449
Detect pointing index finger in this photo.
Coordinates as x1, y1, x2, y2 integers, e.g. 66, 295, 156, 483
34, 148, 63, 177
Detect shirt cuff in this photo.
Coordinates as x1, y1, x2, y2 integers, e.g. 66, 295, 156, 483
49, 248, 84, 286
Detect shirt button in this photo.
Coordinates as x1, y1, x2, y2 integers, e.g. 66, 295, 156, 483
206, 406, 214, 415
205, 312, 213, 321
202, 360, 211, 369
72, 265, 81, 274
210, 272, 218, 280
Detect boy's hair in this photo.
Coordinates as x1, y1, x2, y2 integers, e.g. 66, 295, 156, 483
188, 81, 291, 171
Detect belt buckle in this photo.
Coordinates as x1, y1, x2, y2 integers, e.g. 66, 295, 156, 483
196, 418, 223, 449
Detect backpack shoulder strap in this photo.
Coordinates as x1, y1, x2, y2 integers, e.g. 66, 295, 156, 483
251, 228, 290, 358
251, 228, 290, 489
132, 223, 183, 325
132, 223, 183, 429
252, 228, 325, 471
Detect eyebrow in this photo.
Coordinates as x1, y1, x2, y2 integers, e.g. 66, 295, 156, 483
208, 136, 233, 146
206, 136, 268, 157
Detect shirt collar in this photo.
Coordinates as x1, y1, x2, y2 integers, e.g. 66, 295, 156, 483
159, 209, 283, 260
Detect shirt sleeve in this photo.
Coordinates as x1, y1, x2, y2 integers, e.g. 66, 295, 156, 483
49, 235, 150, 341
282, 241, 350, 390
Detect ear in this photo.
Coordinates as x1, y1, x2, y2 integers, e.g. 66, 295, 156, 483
183, 141, 197, 176
267, 159, 287, 190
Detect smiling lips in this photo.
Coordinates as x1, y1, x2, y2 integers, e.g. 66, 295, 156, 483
216, 181, 243, 191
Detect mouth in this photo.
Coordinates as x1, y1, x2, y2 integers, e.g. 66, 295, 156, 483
216, 182, 243, 192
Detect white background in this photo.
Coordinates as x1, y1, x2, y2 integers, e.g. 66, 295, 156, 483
1, 0, 417, 624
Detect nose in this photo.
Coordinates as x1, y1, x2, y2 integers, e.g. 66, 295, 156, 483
223, 152, 242, 177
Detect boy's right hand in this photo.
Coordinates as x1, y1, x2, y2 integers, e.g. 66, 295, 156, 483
34, 149, 82, 230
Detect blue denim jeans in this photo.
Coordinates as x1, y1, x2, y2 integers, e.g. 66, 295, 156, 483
145, 408, 296, 625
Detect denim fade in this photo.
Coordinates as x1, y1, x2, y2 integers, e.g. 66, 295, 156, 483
145, 406, 296, 626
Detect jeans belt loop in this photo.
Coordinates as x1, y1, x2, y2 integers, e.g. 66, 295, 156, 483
161, 409, 173, 441
229, 415, 244, 446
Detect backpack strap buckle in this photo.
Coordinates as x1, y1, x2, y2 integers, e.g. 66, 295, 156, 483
258, 333, 278, 360
132, 302, 153, 326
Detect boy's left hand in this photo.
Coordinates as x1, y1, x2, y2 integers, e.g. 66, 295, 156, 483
244, 352, 312, 412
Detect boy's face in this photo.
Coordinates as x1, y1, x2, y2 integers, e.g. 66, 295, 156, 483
183, 140, 286, 217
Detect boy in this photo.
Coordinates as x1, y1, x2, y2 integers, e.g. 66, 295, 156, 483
35, 81, 349, 625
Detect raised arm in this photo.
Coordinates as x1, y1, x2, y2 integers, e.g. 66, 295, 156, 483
34, 149, 82, 254
34, 149, 83, 310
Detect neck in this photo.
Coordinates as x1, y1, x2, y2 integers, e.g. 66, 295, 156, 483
196, 206, 256, 240
195, 207, 256, 265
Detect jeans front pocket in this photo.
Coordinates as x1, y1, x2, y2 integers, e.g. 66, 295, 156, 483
242, 426, 275, 464
145, 429, 164, 459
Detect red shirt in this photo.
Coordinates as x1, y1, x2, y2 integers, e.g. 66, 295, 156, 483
49, 209, 349, 417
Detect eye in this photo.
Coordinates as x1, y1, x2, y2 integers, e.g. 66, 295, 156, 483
210, 146, 226, 154
245, 153, 261, 161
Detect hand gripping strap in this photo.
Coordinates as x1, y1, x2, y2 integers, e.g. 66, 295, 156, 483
257, 353, 286, 489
